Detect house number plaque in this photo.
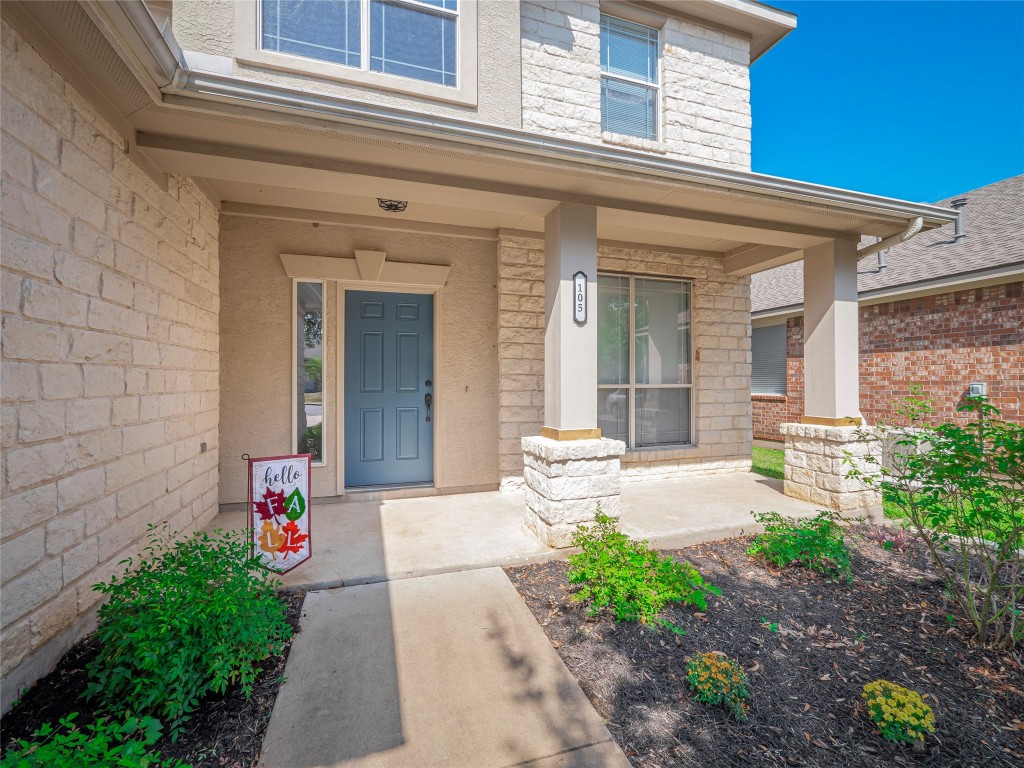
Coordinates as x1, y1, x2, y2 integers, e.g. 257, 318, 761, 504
573, 271, 587, 325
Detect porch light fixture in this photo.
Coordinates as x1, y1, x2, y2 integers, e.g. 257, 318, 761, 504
377, 198, 408, 213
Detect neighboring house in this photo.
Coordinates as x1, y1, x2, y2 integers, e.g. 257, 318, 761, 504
0, 0, 959, 708
751, 176, 1024, 440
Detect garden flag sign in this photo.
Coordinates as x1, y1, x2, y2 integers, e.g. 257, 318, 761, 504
249, 454, 312, 574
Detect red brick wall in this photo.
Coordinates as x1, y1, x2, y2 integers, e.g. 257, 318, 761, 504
752, 281, 1023, 440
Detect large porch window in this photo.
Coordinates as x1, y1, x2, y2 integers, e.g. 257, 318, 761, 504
294, 280, 325, 465
597, 275, 692, 448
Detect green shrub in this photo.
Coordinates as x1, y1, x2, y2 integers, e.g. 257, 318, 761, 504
567, 511, 720, 624
846, 394, 1024, 649
303, 356, 322, 388
85, 527, 292, 740
748, 510, 852, 580
862, 679, 936, 745
0, 713, 189, 768
685, 652, 751, 721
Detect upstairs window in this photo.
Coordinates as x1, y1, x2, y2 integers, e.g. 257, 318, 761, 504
261, 0, 458, 87
600, 15, 659, 141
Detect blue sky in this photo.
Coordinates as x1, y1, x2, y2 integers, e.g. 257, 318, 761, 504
750, 1, 1024, 203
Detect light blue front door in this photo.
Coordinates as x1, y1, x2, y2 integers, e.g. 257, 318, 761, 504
344, 291, 434, 488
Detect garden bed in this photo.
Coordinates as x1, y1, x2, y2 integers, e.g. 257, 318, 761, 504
506, 530, 1024, 767
0, 590, 306, 767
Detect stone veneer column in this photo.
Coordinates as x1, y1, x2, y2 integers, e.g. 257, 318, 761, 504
522, 436, 626, 547
780, 423, 882, 519
522, 203, 627, 547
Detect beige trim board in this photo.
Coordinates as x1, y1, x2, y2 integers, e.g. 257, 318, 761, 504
540, 427, 603, 441
280, 252, 452, 288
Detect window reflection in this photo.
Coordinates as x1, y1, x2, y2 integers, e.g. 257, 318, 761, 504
296, 281, 324, 463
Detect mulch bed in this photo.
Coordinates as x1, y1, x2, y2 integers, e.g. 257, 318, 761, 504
0, 590, 306, 768
506, 528, 1024, 768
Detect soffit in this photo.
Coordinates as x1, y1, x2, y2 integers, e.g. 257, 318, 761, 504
131, 99, 920, 245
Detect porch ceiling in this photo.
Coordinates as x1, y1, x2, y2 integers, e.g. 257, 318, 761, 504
136, 126, 858, 260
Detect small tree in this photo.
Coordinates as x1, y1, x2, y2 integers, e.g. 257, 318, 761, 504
846, 393, 1023, 650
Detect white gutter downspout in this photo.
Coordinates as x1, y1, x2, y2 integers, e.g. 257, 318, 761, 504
856, 216, 924, 260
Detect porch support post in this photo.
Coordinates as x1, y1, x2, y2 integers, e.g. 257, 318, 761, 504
802, 237, 861, 425
522, 203, 626, 548
780, 237, 881, 518
542, 202, 599, 438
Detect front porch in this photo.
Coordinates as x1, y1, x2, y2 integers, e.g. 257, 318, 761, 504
207, 472, 820, 590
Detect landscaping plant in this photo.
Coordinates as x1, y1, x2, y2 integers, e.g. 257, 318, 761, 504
846, 393, 1024, 650
85, 527, 292, 740
747, 510, 852, 580
685, 652, 750, 721
861, 679, 936, 745
0, 713, 189, 768
567, 510, 720, 624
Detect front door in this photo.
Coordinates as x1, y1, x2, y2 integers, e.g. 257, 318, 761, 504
344, 291, 434, 488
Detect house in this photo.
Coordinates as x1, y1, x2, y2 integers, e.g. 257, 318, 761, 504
0, 0, 959, 709
751, 175, 1024, 440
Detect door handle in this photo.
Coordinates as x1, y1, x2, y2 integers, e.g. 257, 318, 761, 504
424, 393, 432, 422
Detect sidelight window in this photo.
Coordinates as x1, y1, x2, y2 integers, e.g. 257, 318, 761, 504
294, 280, 326, 465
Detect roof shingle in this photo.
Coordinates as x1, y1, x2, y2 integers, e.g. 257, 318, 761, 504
751, 175, 1024, 314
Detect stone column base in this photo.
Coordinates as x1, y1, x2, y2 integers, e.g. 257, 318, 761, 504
522, 436, 626, 548
780, 423, 882, 519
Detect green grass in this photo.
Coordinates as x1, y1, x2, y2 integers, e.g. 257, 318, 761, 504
750, 449, 1010, 538
751, 446, 784, 480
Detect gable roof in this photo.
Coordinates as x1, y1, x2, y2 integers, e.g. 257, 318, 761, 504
751, 175, 1024, 315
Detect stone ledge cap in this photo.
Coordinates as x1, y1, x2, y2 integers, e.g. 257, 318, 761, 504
780, 422, 874, 442
522, 435, 627, 462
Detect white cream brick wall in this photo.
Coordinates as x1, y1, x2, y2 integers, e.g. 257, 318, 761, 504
781, 423, 883, 514
0, 20, 220, 708
521, 1, 752, 170
497, 234, 752, 488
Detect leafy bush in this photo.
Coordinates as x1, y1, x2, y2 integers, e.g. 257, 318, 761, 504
303, 356, 322, 388
567, 511, 720, 624
85, 527, 292, 740
299, 422, 322, 461
685, 652, 750, 721
748, 510, 852, 580
862, 679, 936, 745
846, 394, 1024, 649
0, 713, 189, 767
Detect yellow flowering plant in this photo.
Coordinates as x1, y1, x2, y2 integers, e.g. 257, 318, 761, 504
862, 679, 936, 745
685, 652, 750, 721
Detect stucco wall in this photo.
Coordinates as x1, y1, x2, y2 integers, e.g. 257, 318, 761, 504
218, 216, 500, 503
521, 0, 752, 170
498, 234, 752, 487
172, 0, 522, 128
0, 19, 220, 711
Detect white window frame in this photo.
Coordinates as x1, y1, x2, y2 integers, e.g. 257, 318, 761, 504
293, 278, 327, 467
235, 0, 478, 107
599, 14, 661, 142
598, 273, 694, 450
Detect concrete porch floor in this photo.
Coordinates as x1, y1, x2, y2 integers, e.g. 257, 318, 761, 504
207, 472, 820, 591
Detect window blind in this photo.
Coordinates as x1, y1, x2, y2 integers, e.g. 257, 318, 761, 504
751, 324, 787, 396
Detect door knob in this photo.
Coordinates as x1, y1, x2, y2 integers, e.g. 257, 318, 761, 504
424, 393, 432, 422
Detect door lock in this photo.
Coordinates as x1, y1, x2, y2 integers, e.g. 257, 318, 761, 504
424, 393, 432, 422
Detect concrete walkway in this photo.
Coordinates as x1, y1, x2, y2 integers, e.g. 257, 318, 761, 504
259, 568, 630, 768
207, 472, 818, 591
